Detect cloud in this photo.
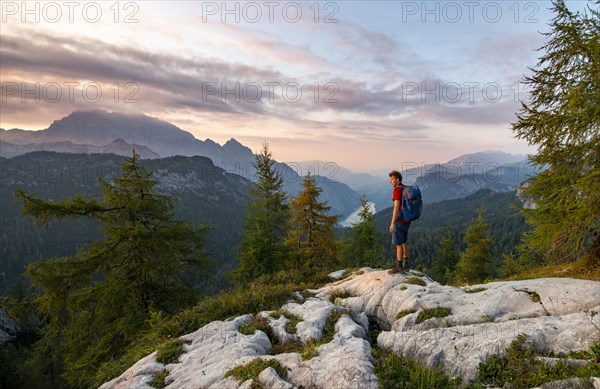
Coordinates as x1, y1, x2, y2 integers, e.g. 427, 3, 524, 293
1, 25, 525, 135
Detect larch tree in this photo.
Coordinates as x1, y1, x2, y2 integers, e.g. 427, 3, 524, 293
512, 0, 599, 265
286, 172, 340, 270
15, 152, 209, 386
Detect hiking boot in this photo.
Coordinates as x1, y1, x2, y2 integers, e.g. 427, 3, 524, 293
401, 259, 410, 273
388, 261, 402, 274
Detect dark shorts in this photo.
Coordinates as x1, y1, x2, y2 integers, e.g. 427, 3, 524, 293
391, 221, 410, 245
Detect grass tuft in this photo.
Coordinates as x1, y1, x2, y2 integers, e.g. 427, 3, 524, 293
148, 369, 170, 388
403, 277, 427, 287
300, 309, 349, 360
271, 338, 305, 355
283, 312, 302, 334
396, 309, 417, 320
301, 341, 319, 361
416, 308, 452, 324
239, 315, 270, 336
155, 338, 189, 365
224, 358, 287, 384
372, 348, 462, 388
464, 287, 486, 293
502, 258, 600, 282
478, 335, 600, 388
329, 290, 354, 303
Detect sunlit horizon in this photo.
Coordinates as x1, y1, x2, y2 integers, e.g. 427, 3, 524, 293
2, 1, 587, 170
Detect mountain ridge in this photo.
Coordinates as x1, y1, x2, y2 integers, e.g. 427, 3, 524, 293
1, 110, 360, 218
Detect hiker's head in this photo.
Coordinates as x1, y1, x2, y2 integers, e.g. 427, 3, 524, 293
389, 170, 402, 186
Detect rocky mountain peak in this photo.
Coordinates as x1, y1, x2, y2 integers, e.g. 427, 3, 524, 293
447, 150, 526, 168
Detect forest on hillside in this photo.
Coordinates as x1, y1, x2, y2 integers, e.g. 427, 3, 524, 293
0, 151, 528, 294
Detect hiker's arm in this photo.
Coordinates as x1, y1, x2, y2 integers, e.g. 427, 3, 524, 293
390, 200, 400, 232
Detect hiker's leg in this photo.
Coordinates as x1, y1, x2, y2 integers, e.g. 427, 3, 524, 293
399, 243, 407, 259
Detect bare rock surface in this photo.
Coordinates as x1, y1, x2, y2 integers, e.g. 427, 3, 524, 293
100, 269, 600, 388
320, 268, 600, 383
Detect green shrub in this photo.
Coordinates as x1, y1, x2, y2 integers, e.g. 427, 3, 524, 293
416, 308, 452, 324
531, 292, 541, 303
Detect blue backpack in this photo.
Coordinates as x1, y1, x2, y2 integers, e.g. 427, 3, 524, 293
400, 185, 423, 222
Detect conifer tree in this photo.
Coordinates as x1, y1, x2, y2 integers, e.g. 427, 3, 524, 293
456, 207, 494, 284
15, 152, 209, 386
234, 142, 289, 284
430, 230, 460, 284
341, 195, 383, 267
286, 172, 340, 269
512, 0, 599, 265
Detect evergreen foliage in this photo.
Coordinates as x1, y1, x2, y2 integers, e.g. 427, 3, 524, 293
456, 207, 494, 284
430, 231, 460, 284
512, 0, 600, 265
286, 173, 340, 269
0, 152, 252, 294
14, 152, 209, 387
233, 143, 289, 284
339, 195, 384, 267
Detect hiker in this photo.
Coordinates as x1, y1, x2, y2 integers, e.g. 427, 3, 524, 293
388, 170, 410, 274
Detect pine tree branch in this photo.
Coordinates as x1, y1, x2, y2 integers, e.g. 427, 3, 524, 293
14, 189, 125, 227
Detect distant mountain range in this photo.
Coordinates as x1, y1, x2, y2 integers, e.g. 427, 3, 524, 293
0, 110, 359, 218
0, 151, 254, 292
0, 138, 160, 159
291, 150, 537, 213
1, 110, 540, 215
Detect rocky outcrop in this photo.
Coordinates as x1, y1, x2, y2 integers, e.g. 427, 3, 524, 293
100, 298, 378, 389
321, 270, 600, 384
100, 270, 600, 388
0, 310, 18, 344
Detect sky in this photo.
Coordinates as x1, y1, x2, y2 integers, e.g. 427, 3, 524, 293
0, 0, 591, 172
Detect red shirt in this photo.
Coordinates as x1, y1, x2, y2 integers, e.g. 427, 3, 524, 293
393, 186, 410, 224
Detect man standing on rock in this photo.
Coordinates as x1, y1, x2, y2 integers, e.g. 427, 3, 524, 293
388, 170, 410, 274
